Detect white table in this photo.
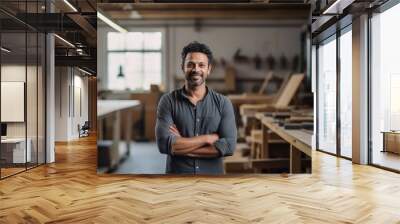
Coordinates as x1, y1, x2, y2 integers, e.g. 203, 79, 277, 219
97, 100, 141, 118
1, 138, 32, 163
97, 100, 141, 171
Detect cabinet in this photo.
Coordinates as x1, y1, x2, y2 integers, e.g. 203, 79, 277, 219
382, 131, 400, 154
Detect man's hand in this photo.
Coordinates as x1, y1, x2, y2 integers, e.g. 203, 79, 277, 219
206, 133, 219, 145
169, 124, 181, 137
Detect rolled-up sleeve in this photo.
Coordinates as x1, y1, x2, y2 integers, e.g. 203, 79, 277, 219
213, 97, 237, 157
155, 94, 176, 155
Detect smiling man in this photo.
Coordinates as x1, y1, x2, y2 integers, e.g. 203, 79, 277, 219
155, 41, 237, 174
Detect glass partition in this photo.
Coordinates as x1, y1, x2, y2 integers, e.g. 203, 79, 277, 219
0, 0, 46, 179
317, 35, 337, 155
1, 30, 28, 177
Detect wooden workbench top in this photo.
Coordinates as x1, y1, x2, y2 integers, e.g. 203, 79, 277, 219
260, 115, 312, 157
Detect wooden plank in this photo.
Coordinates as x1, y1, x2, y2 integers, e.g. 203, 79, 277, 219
236, 73, 304, 131
275, 73, 305, 109
290, 145, 302, 173
228, 94, 276, 105
286, 130, 312, 147
258, 71, 274, 94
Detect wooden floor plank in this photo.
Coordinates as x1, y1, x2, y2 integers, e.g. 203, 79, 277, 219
0, 135, 399, 223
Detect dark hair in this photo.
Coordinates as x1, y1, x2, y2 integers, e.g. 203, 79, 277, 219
181, 41, 213, 68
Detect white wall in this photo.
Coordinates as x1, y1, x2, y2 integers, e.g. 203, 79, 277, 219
1, 66, 26, 139
72, 74, 89, 138
55, 67, 89, 141
98, 19, 304, 92
1, 65, 35, 137
55, 67, 68, 141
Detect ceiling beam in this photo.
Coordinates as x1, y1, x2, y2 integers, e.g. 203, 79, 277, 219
55, 55, 96, 71
67, 14, 97, 38
98, 3, 310, 20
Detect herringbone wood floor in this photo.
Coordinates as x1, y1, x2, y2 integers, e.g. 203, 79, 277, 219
1, 135, 400, 223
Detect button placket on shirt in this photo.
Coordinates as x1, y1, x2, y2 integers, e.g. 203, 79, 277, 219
194, 105, 199, 136
193, 105, 199, 173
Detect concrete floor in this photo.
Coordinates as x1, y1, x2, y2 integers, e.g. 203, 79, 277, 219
113, 142, 167, 174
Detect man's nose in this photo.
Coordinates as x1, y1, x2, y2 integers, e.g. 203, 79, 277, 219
193, 64, 200, 72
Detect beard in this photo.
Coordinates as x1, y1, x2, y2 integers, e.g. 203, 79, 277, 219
185, 71, 205, 87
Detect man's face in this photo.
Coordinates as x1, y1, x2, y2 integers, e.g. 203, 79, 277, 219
182, 52, 211, 87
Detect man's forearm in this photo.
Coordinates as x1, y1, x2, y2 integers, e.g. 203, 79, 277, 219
172, 135, 209, 154
186, 145, 220, 158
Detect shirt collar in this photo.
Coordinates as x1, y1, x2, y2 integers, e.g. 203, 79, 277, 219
179, 85, 210, 102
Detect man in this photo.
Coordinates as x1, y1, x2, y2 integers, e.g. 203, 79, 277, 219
155, 41, 237, 174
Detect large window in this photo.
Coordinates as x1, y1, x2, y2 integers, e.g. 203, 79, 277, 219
316, 25, 353, 159
317, 35, 337, 154
339, 27, 352, 158
107, 32, 162, 91
370, 2, 400, 171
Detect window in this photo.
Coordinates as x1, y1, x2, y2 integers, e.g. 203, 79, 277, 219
339, 27, 352, 158
370, 2, 400, 171
317, 36, 337, 154
316, 25, 353, 159
107, 32, 162, 91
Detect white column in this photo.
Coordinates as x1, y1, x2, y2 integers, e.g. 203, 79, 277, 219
46, 33, 55, 163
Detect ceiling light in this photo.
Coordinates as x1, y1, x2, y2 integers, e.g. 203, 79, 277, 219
54, 34, 75, 48
1, 47, 11, 53
97, 11, 127, 33
130, 11, 142, 19
63, 0, 78, 12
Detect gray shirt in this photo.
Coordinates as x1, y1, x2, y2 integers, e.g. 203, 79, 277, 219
155, 86, 237, 174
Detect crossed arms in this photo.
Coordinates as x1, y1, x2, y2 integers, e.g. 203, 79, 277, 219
155, 94, 237, 159
168, 125, 220, 158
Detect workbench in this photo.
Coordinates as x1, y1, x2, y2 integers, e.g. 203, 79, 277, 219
256, 113, 312, 173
